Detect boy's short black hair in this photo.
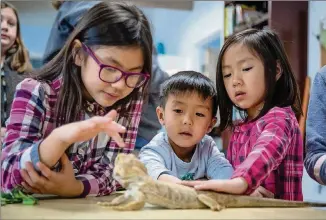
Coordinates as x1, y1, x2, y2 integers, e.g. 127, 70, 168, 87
159, 71, 218, 117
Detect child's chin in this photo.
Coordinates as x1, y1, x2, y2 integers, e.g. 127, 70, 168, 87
179, 146, 196, 149
175, 142, 196, 148
98, 99, 118, 108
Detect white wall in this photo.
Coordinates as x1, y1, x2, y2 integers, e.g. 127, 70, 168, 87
304, 1, 326, 202
13, 1, 192, 57
142, 2, 224, 74
12, 1, 224, 72
308, 1, 326, 79
141, 7, 190, 55
178, 1, 224, 71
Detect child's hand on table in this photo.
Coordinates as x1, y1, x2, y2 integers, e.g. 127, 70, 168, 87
20, 154, 83, 197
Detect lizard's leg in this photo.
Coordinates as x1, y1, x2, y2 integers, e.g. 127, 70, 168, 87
98, 194, 129, 206
111, 190, 145, 211
99, 190, 146, 211
197, 194, 224, 211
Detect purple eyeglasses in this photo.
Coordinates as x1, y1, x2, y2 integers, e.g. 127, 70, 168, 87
81, 43, 150, 88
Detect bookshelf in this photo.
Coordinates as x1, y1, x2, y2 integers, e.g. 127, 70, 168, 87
224, 1, 269, 39
217, 1, 309, 152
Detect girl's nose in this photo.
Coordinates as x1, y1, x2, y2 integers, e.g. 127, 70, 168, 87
232, 73, 242, 87
232, 79, 241, 87
1, 21, 8, 31
110, 77, 127, 90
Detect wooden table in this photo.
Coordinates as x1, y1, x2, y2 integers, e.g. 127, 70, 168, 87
2, 193, 326, 220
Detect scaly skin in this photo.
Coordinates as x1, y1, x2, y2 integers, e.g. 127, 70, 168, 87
98, 153, 326, 211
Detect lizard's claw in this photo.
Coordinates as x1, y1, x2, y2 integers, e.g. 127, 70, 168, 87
197, 194, 224, 211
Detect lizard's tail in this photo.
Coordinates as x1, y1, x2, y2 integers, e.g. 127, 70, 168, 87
229, 196, 326, 208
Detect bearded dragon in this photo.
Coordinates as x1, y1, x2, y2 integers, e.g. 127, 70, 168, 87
98, 153, 326, 211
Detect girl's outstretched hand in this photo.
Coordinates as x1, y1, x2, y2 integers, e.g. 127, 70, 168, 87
181, 180, 222, 191
250, 186, 274, 198
53, 110, 126, 148
181, 177, 248, 195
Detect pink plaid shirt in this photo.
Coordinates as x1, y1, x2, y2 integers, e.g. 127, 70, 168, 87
1, 78, 143, 197
227, 106, 303, 201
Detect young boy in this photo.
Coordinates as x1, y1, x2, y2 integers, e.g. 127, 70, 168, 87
139, 71, 233, 183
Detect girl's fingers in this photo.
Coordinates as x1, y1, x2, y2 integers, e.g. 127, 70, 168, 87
21, 181, 41, 194
250, 190, 263, 198
69, 114, 126, 144
81, 118, 104, 132
20, 169, 35, 188
91, 117, 126, 134
194, 183, 216, 191
107, 130, 126, 148
106, 120, 126, 133
193, 180, 221, 191
104, 110, 117, 120
37, 162, 52, 179
257, 186, 274, 198
181, 180, 206, 187
25, 162, 47, 188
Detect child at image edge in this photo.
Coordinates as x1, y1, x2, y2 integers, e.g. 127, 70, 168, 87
1, 2, 153, 197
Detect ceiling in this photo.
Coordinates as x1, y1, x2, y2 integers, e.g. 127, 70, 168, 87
8, 1, 194, 11
133, 0, 193, 10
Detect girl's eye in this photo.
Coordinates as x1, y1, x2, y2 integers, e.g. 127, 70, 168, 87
242, 67, 253, 72
223, 73, 231, 78
105, 67, 118, 73
196, 113, 205, 117
7, 19, 16, 27
173, 109, 182, 114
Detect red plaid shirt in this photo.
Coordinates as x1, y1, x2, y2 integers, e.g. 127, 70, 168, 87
227, 106, 303, 201
1, 78, 143, 196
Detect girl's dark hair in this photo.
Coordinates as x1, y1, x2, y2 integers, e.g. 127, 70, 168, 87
1, 1, 33, 73
216, 28, 302, 131
34, 2, 153, 126
159, 71, 218, 117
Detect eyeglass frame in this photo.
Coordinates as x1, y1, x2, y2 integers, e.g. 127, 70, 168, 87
81, 43, 150, 88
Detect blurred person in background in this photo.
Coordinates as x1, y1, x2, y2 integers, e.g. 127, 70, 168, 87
135, 47, 169, 152
43, 1, 100, 64
1, 1, 33, 143
304, 65, 326, 186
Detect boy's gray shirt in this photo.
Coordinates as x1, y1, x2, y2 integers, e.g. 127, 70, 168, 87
139, 132, 234, 180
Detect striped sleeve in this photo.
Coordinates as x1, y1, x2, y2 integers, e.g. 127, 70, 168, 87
1, 78, 48, 192
231, 115, 293, 194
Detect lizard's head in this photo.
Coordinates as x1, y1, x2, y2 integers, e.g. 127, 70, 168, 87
113, 153, 148, 187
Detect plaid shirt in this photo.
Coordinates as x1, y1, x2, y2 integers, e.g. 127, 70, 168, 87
1, 78, 143, 196
227, 106, 303, 201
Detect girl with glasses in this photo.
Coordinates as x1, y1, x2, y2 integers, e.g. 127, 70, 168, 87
1, 2, 153, 197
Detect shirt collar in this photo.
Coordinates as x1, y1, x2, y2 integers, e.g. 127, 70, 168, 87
84, 100, 109, 116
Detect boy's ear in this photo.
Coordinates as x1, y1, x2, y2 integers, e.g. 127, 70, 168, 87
156, 106, 165, 126
206, 117, 217, 133
72, 39, 84, 67
276, 61, 282, 81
